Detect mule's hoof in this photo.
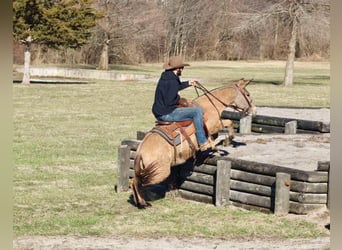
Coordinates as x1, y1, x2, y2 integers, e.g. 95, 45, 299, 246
137, 202, 152, 209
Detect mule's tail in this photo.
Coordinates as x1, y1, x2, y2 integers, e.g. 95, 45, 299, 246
131, 153, 151, 209
134, 152, 162, 187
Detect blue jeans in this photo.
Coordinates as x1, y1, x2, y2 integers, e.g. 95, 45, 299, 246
157, 107, 207, 145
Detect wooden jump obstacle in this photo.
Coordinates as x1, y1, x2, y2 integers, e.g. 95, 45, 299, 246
117, 138, 330, 215
221, 110, 330, 134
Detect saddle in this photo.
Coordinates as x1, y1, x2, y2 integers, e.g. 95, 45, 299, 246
152, 119, 196, 147
151, 115, 209, 153
150, 98, 209, 160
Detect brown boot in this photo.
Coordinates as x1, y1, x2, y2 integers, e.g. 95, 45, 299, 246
199, 140, 212, 151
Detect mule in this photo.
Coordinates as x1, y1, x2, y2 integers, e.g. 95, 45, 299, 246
131, 79, 256, 208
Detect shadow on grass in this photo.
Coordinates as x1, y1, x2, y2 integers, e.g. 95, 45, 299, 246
13, 79, 92, 84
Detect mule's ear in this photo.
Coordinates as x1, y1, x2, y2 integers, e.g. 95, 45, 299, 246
237, 78, 246, 87
245, 78, 253, 86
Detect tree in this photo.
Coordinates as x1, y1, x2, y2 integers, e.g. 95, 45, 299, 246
13, 0, 101, 84
227, 0, 330, 86
283, 0, 299, 87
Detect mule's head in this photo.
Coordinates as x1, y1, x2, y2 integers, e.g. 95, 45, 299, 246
229, 79, 256, 116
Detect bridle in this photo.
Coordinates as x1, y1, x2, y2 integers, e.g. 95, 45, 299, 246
228, 83, 253, 114
194, 80, 253, 114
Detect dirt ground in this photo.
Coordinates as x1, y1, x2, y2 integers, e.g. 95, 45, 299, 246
14, 107, 331, 250
13, 235, 331, 250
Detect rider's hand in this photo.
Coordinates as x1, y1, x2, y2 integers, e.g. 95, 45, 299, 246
189, 80, 199, 87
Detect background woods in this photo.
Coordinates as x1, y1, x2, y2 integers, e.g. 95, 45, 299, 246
13, 0, 330, 66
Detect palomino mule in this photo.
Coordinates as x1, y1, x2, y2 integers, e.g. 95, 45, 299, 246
131, 79, 256, 208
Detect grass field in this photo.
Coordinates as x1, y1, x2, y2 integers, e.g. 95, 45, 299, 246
13, 61, 330, 239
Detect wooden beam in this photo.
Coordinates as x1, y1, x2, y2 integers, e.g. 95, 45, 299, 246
230, 190, 271, 209
230, 169, 275, 186
289, 202, 327, 214
274, 172, 291, 216
206, 157, 328, 183
221, 110, 330, 132
290, 192, 327, 204
121, 139, 140, 150
239, 114, 252, 134
230, 180, 272, 197
215, 160, 231, 206
179, 180, 214, 195
290, 180, 328, 193
178, 189, 213, 204
117, 144, 131, 192
285, 121, 297, 134
181, 171, 214, 185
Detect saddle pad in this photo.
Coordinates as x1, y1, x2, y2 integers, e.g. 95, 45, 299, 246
151, 122, 196, 146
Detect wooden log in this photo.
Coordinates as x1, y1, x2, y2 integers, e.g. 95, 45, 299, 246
290, 192, 327, 204
121, 139, 140, 150
116, 145, 131, 192
230, 180, 273, 197
251, 123, 284, 134
230, 169, 275, 186
285, 121, 297, 134
230, 190, 271, 209
316, 161, 330, 171
221, 110, 242, 120
178, 189, 213, 204
253, 115, 329, 133
290, 180, 328, 193
130, 150, 136, 159
191, 164, 217, 175
136, 131, 147, 140
206, 157, 328, 183
289, 202, 327, 214
316, 161, 330, 208
179, 180, 214, 195
181, 171, 214, 185
250, 123, 320, 134
129, 168, 134, 178
274, 172, 291, 216
215, 160, 231, 206
129, 159, 134, 169
221, 110, 330, 133
239, 114, 252, 134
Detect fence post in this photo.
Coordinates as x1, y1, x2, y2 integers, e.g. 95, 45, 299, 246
285, 121, 297, 134
239, 114, 252, 134
215, 160, 231, 206
116, 144, 130, 192
274, 172, 291, 216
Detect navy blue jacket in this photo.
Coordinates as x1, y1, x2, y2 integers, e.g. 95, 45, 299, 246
152, 70, 190, 118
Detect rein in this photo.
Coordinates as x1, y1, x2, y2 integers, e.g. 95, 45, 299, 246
194, 81, 252, 114
194, 82, 231, 130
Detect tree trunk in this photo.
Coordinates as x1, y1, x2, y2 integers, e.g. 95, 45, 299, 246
98, 38, 110, 70
273, 15, 279, 59
283, 3, 298, 87
22, 39, 31, 85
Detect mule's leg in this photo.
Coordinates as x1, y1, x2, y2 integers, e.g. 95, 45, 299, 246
130, 177, 151, 209
221, 119, 235, 145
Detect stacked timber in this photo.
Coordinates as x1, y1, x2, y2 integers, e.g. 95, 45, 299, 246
221, 110, 330, 134
117, 138, 330, 215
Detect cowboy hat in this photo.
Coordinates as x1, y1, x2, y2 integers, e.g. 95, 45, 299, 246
162, 56, 190, 70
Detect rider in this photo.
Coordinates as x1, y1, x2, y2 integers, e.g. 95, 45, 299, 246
152, 55, 213, 151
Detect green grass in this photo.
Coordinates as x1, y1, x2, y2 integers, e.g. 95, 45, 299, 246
13, 60, 330, 239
